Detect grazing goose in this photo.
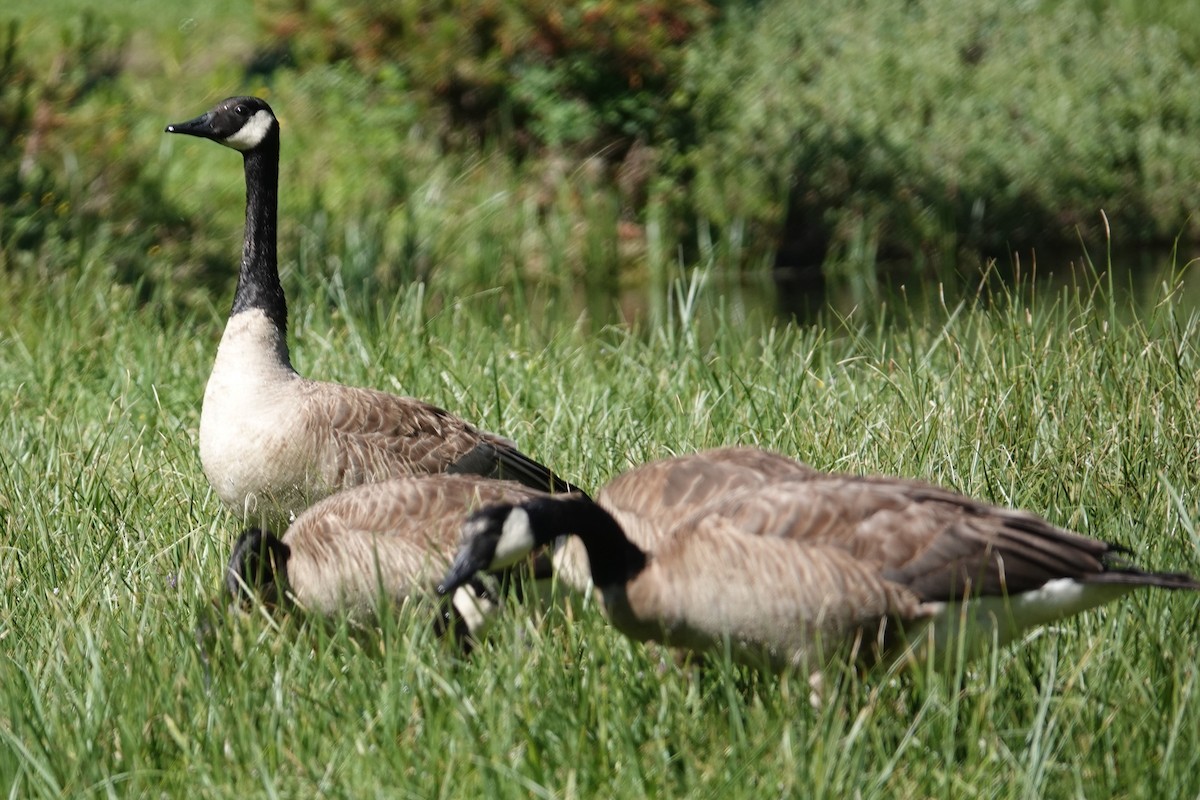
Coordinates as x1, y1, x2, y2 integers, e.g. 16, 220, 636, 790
225, 473, 555, 641
440, 448, 1200, 676
165, 97, 584, 529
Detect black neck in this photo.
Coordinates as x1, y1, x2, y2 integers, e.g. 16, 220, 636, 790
231, 132, 287, 331
527, 497, 648, 587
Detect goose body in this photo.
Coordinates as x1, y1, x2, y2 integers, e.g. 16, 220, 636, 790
166, 97, 583, 529
226, 473, 552, 637
442, 448, 1200, 674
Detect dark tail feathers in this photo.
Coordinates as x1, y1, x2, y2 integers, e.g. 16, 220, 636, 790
449, 442, 590, 499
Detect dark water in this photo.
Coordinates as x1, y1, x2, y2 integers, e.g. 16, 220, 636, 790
742, 250, 1198, 327
546, 247, 1199, 336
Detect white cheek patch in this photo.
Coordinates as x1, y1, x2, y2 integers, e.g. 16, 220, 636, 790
222, 110, 275, 151
490, 508, 536, 569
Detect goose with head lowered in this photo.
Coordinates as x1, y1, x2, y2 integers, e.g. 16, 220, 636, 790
226, 473, 558, 644
440, 447, 1200, 678
165, 97, 584, 529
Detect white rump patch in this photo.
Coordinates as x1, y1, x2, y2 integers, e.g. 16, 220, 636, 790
222, 109, 275, 151
920, 577, 1134, 660
491, 507, 535, 569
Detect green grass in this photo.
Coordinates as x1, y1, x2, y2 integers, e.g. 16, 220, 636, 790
2, 244, 1199, 797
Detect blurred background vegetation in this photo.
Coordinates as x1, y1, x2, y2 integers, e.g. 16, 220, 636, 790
4, 0, 1200, 319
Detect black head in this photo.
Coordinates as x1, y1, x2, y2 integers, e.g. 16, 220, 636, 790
165, 96, 278, 152
437, 504, 543, 596
226, 527, 291, 607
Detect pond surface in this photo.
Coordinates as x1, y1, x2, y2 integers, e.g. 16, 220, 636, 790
625, 248, 1200, 332
505, 245, 1199, 345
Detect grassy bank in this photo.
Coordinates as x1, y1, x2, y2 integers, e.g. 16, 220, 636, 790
1, 249, 1198, 796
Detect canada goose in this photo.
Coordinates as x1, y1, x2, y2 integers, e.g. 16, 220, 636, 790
439, 448, 1200, 676
225, 473, 556, 641
165, 96, 584, 529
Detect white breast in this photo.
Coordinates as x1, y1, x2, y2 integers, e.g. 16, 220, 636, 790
199, 310, 312, 526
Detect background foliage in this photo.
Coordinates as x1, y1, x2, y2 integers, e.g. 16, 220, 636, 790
687, 0, 1200, 278
4, 0, 1200, 308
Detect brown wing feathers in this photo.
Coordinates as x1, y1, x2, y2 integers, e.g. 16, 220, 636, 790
601, 447, 815, 526
703, 474, 1197, 602
279, 474, 552, 615
311, 383, 584, 496
873, 496, 1108, 600
451, 441, 589, 497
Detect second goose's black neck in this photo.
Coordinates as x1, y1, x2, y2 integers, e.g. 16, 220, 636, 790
231, 132, 287, 332
529, 497, 648, 587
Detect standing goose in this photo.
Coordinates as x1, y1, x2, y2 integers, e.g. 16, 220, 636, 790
165, 97, 584, 529
440, 448, 1200, 675
226, 473, 558, 642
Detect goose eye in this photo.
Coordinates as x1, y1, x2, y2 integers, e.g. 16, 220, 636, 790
234, 105, 247, 116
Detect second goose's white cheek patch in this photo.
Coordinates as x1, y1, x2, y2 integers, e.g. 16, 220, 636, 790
491, 508, 535, 569
223, 110, 275, 151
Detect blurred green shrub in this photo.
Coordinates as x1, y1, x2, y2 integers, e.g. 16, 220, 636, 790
1, 19, 60, 261
0, 15, 206, 301
253, 0, 1200, 289
257, 0, 718, 154
1069, 0, 1200, 65
684, 0, 1200, 276
10, 0, 1200, 308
